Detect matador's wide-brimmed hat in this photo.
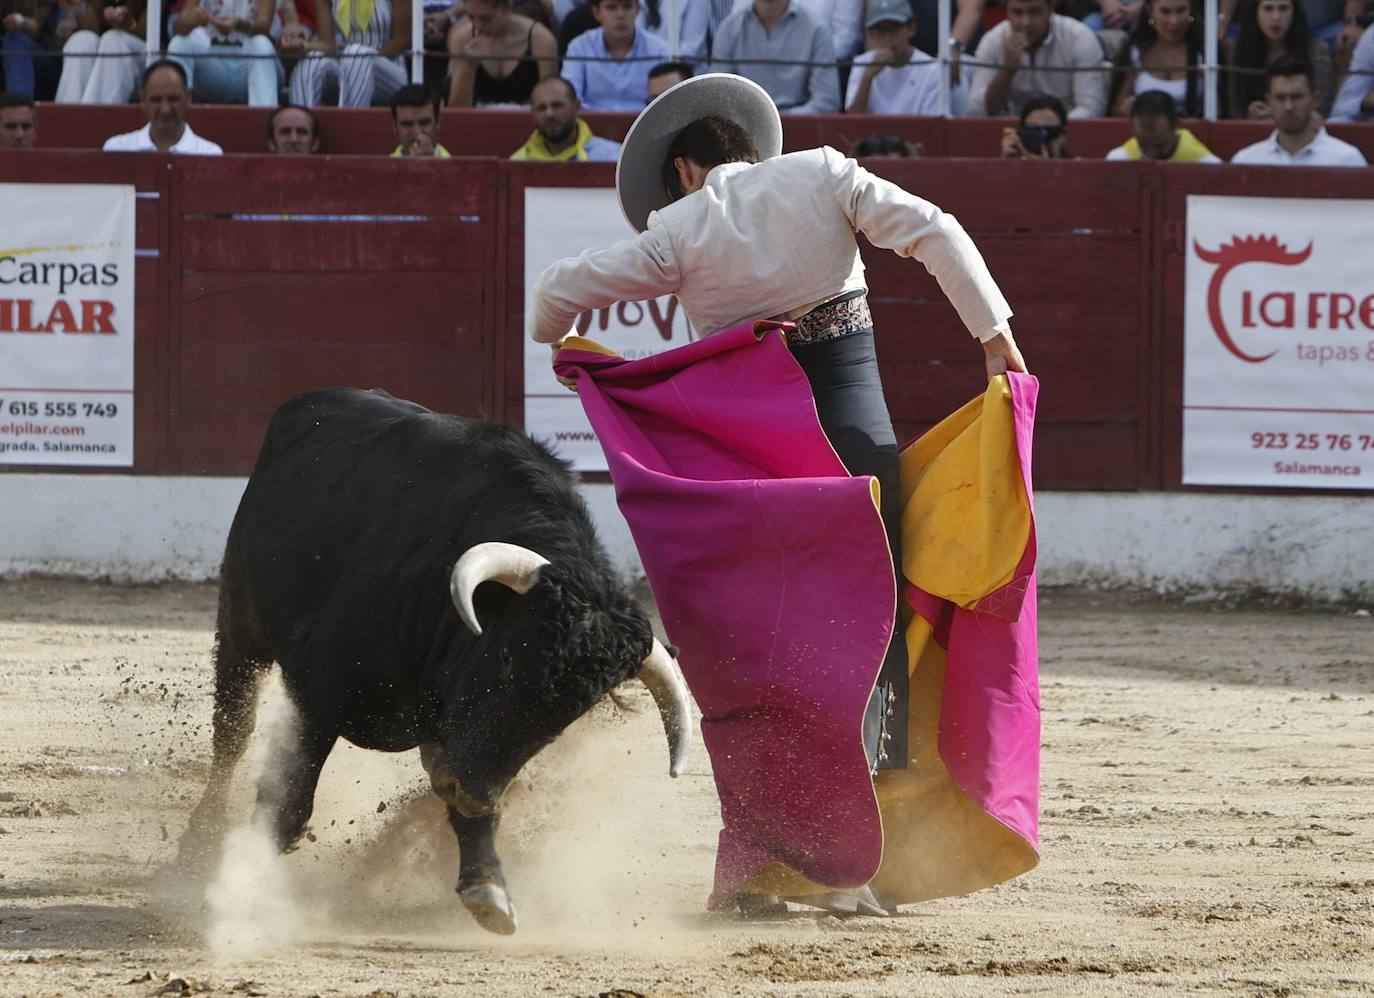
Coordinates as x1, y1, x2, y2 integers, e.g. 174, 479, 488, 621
615, 73, 783, 233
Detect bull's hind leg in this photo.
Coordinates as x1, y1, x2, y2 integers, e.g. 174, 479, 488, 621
177, 559, 272, 867
252, 712, 337, 853
447, 808, 516, 935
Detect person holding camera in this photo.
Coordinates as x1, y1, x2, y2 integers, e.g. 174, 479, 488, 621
1000, 93, 1072, 158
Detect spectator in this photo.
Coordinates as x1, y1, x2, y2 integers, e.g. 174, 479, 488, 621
557, 0, 596, 51
276, 0, 320, 69
446, 0, 557, 106
968, 0, 1107, 117
276, 0, 320, 56
1230, 55, 1366, 164
1109, 0, 1205, 117
166, 0, 283, 107
1277, 0, 1365, 49
564, 0, 669, 110
639, 0, 708, 59
1082, 0, 1141, 31
1106, 87, 1220, 159
267, 102, 320, 151
725, 0, 865, 63
999, 91, 1071, 157
1226, 0, 1333, 119
646, 57, 691, 100
55, 0, 148, 103
289, 0, 412, 107
512, 73, 622, 158
103, 59, 224, 153
0, 88, 35, 145
851, 130, 917, 154
1329, 14, 1373, 120
390, 82, 452, 154
2, 0, 59, 98
711, 0, 840, 113
846, 0, 941, 115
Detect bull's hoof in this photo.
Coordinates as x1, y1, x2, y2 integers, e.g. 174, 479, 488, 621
460, 882, 518, 935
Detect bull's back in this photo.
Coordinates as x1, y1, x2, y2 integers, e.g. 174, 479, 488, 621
225, 388, 534, 659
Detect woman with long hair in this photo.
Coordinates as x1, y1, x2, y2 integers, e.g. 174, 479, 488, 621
1225, 0, 1333, 117
447, 0, 558, 106
1109, 0, 1206, 117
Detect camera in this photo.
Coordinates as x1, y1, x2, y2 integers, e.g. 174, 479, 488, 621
1016, 124, 1061, 155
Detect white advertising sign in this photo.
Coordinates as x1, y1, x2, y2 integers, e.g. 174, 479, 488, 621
1, 183, 136, 467
1184, 195, 1374, 490
523, 187, 695, 471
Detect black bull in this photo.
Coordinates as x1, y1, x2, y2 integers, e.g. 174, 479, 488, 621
177, 388, 691, 935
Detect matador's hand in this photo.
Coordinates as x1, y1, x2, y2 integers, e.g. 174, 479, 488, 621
550, 338, 579, 392
983, 330, 1028, 381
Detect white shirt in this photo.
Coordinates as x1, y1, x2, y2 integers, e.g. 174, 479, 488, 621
103, 123, 224, 155
1230, 127, 1367, 167
846, 49, 941, 115
530, 146, 1012, 344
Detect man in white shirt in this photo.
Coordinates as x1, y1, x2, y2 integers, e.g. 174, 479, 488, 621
845, 0, 941, 115
968, 0, 1107, 118
103, 61, 225, 155
531, 77, 1024, 832
1231, 56, 1367, 167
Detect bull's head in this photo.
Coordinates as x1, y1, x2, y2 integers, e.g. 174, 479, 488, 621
429, 541, 692, 816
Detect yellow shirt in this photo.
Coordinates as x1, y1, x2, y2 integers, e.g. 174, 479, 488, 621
390, 143, 453, 158
1109, 128, 1220, 163
510, 119, 616, 162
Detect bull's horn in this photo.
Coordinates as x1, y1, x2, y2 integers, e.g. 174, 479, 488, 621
450, 542, 551, 636
637, 638, 693, 778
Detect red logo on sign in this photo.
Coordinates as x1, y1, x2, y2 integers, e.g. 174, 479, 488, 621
1193, 235, 1313, 363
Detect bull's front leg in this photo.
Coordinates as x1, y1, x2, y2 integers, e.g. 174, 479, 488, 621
447, 808, 516, 935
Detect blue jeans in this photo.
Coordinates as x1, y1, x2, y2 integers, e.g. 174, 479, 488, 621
1, 31, 59, 99
167, 31, 283, 106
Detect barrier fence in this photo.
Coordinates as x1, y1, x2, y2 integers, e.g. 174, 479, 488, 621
1, 149, 1371, 492
11, 0, 1371, 120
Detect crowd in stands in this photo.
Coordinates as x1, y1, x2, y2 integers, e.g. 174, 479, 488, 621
0, 0, 1371, 163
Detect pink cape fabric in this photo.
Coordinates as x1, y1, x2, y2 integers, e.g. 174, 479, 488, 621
905, 370, 1040, 858
557, 323, 891, 902
556, 327, 1040, 904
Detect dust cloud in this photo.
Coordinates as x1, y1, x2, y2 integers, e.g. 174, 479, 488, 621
202, 672, 304, 959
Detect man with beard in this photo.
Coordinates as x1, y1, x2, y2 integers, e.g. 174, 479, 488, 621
1231, 56, 1366, 165
511, 75, 621, 161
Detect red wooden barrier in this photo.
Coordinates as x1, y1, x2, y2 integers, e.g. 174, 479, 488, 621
0, 149, 1368, 491
29, 103, 1374, 160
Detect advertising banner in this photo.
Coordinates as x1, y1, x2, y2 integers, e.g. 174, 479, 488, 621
0, 183, 136, 467
523, 187, 695, 471
1184, 195, 1374, 490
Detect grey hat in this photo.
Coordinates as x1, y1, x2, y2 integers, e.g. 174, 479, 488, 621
864, 0, 913, 27
615, 73, 783, 233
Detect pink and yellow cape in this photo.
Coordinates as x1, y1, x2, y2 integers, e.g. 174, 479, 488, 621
554, 322, 1040, 907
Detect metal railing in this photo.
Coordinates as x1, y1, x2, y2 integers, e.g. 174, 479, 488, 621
19, 0, 1373, 121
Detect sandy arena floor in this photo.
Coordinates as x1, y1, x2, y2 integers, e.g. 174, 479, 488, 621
0, 578, 1371, 997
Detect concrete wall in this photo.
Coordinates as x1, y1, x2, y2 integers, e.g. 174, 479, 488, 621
0, 475, 1369, 600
